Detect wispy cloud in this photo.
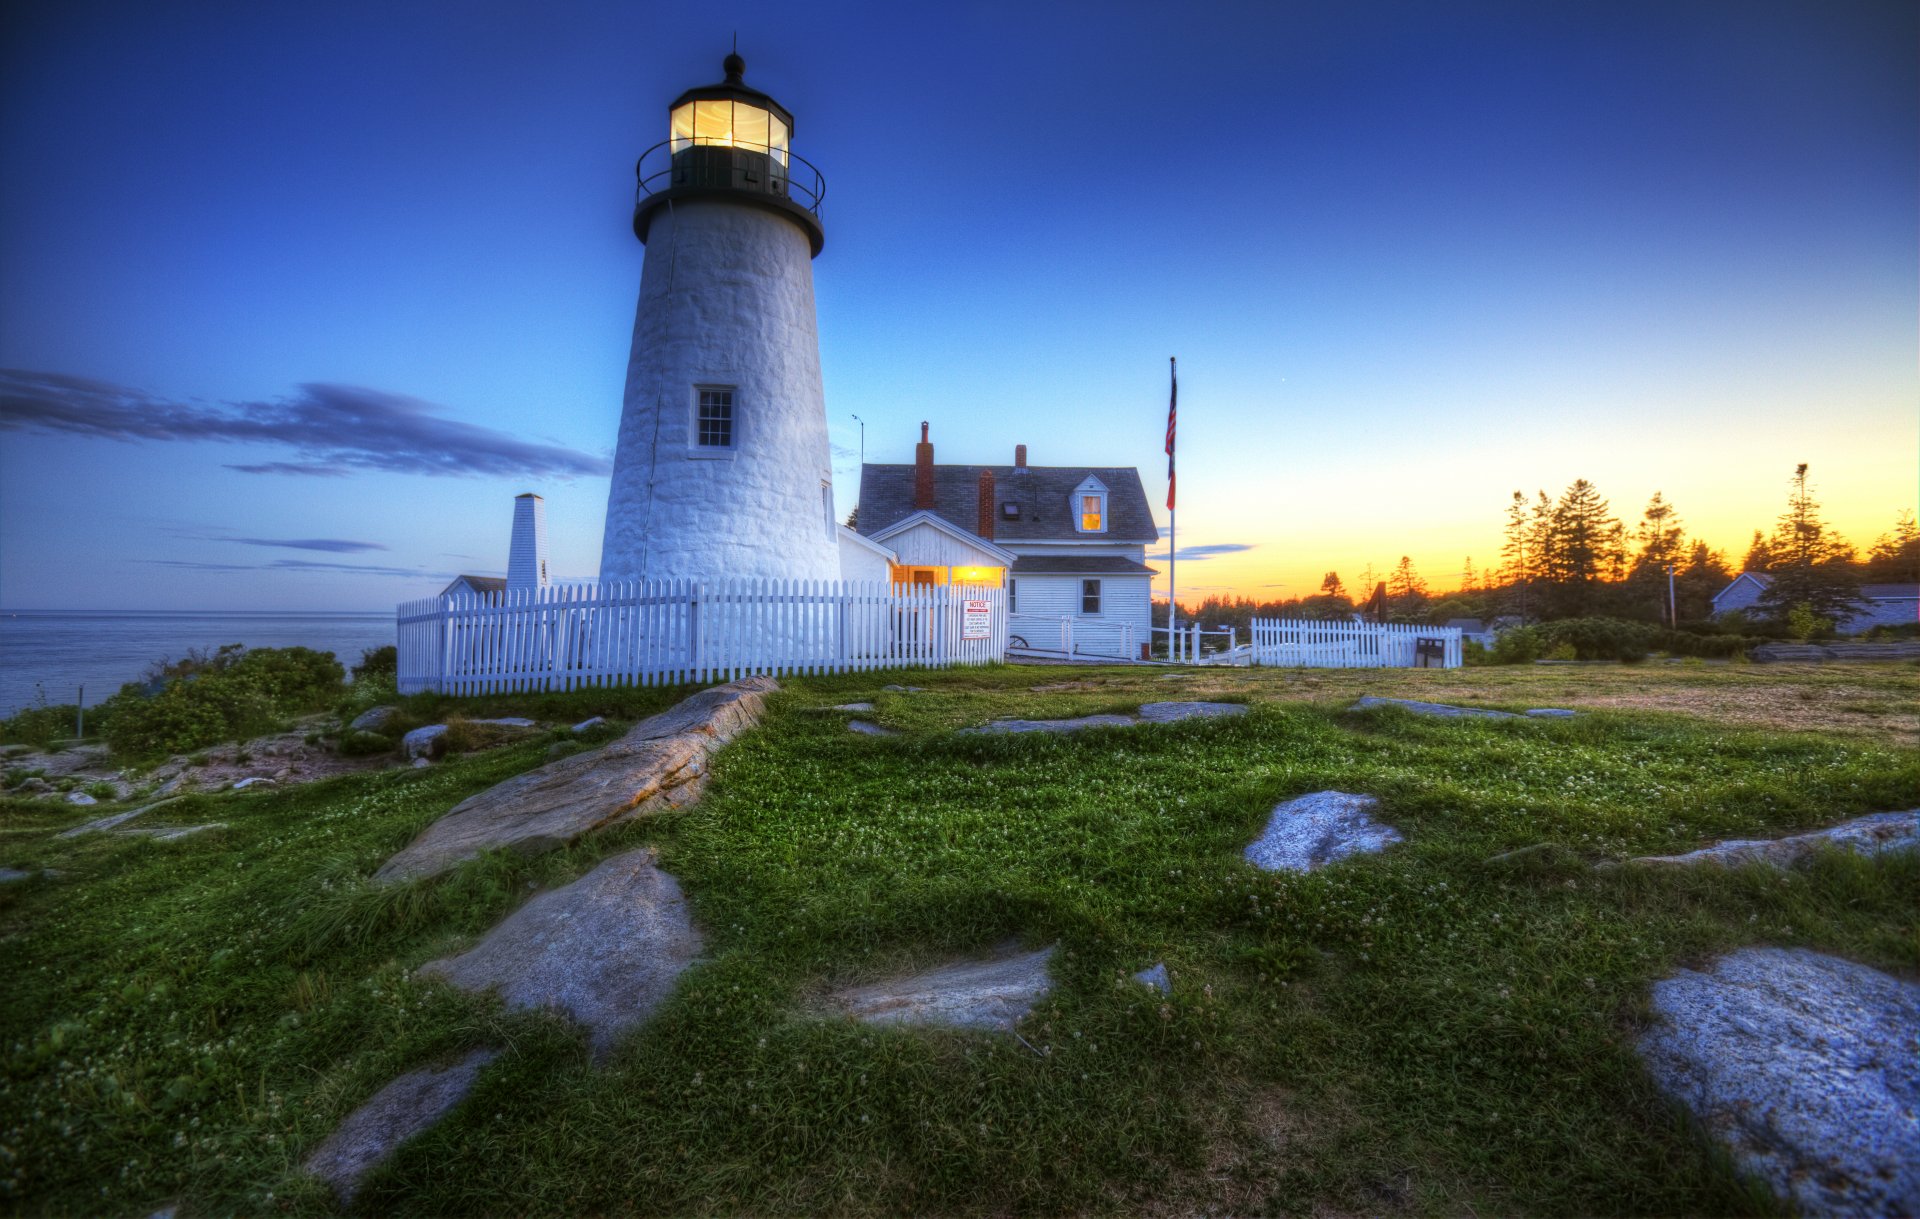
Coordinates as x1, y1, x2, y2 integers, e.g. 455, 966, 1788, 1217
231, 537, 389, 554
147, 558, 444, 578
0, 369, 611, 479
1145, 543, 1257, 562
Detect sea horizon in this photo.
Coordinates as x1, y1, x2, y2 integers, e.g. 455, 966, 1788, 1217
0, 609, 397, 719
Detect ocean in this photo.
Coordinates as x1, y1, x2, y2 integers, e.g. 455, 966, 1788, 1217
0, 611, 395, 718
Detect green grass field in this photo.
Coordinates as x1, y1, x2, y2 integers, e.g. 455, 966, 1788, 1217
3, 663, 1916, 1215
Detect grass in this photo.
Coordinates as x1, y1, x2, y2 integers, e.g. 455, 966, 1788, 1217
2, 662, 1916, 1215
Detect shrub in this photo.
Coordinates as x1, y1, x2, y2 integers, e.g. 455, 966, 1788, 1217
1862, 622, 1920, 641
1489, 626, 1544, 665
96, 645, 349, 761
353, 645, 397, 681
0, 704, 80, 748
337, 730, 397, 757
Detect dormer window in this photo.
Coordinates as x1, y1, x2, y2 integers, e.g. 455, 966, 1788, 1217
1072, 475, 1109, 534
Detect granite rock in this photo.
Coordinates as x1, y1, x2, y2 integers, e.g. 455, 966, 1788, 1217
374, 678, 775, 884
1136, 701, 1248, 723
348, 705, 400, 733
303, 1048, 497, 1203
402, 725, 449, 763
59, 798, 183, 839
1632, 811, 1919, 869
961, 714, 1138, 735
822, 943, 1056, 1033
65, 791, 98, 806
1133, 962, 1172, 994
1350, 696, 1517, 719
1245, 791, 1404, 872
1638, 948, 1919, 1216
848, 720, 898, 736
421, 850, 702, 1058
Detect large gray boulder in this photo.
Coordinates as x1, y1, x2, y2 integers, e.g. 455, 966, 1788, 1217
374, 677, 774, 884
303, 1048, 496, 1203
420, 849, 703, 1059
1632, 811, 1919, 869
822, 943, 1056, 1032
349, 705, 399, 733
1244, 791, 1403, 872
1639, 948, 1919, 1216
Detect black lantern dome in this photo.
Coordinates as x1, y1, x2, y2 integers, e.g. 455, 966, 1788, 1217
633, 54, 825, 256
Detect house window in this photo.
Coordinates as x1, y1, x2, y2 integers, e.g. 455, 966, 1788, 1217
1072, 475, 1109, 533
695, 387, 734, 448
1009, 578, 1017, 613
1081, 579, 1102, 615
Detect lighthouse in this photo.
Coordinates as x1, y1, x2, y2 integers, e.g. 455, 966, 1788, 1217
599, 53, 841, 585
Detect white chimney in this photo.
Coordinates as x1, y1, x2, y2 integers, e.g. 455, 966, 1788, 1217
507, 494, 549, 591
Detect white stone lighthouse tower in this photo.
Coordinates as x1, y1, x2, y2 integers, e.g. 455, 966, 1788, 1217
599, 53, 839, 584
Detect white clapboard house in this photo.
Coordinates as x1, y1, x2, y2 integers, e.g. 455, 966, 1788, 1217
855, 426, 1158, 658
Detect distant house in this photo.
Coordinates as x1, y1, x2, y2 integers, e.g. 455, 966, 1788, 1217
1443, 618, 1499, 648
1712, 571, 1920, 633
856, 427, 1158, 657
440, 574, 506, 600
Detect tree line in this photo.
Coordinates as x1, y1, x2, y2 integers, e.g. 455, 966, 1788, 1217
1158, 464, 1916, 635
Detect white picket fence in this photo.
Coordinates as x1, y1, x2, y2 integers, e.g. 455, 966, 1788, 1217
1248, 618, 1463, 669
396, 579, 1007, 695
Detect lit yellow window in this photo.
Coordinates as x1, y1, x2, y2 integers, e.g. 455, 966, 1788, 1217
1081, 495, 1103, 532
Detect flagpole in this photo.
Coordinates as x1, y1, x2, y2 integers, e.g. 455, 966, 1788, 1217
1167, 356, 1177, 662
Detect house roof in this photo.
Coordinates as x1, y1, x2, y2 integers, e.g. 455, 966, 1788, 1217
1717, 572, 1918, 603
868, 510, 1020, 564
856, 463, 1158, 544
441, 574, 506, 596
1443, 618, 1487, 632
1009, 556, 1159, 576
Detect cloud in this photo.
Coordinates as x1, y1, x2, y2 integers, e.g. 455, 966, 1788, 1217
229, 537, 389, 554
0, 369, 612, 479
146, 557, 444, 578
1144, 543, 1257, 562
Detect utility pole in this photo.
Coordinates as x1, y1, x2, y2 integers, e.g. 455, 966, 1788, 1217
1665, 563, 1677, 629
851, 413, 864, 467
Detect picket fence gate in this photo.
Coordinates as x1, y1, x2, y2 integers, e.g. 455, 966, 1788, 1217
396, 578, 1007, 695
1247, 618, 1463, 669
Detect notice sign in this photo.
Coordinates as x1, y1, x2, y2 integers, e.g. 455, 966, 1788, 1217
962, 599, 992, 640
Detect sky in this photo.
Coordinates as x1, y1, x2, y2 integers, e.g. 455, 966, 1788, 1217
1, 0, 1914, 610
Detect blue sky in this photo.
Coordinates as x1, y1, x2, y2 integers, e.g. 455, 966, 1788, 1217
2, 0, 1913, 609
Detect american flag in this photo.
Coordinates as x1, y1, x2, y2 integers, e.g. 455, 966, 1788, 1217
1165, 357, 1177, 510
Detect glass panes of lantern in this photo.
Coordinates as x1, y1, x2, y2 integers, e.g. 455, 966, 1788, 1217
668, 101, 789, 165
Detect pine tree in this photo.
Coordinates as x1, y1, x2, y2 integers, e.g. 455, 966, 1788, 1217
1460, 557, 1476, 592
1320, 571, 1346, 599
1542, 479, 1624, 617
1755, 463, 1863, 628
1500, 490, 1539, 619
1742, 530, 1775, 574
1864, 511, 1919, 582
1386, 555, 1429, 620
1627, 492, 1688, 622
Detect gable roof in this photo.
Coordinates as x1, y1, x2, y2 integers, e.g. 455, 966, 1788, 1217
1715, 572, 1919, 605
441, 574, 506, 597
857, 463, 1158, 543
868, 510, 1018, 564
1009, 555, 1157, 576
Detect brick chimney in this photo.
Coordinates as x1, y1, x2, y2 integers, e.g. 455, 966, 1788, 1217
976, 468, 996, 540
1014, 444, 1027, 472
914, 422, 935, 509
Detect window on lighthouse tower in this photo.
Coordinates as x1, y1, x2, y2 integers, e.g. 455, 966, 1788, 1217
696, 387, 735, 448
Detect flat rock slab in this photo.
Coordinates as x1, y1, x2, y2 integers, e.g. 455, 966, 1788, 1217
1351, 696, 1518, 719
1638, 948, 1919, 1216
1137, 701, 1248, 723
0, 868, 32, 884
823, 943, 1057, 1032
304, 1048, 497, 1203
374, 677, 775, 884
847, 720, 898, 736
831, 702, 876, 712
962, 714, 1137, 735
121, 823, 226, 842
1632, 810, 1920, 869
962, 701, 1246, 735
421, 849, 702, 1058
1245, 791, 1404, 872
59, 798, 183, 838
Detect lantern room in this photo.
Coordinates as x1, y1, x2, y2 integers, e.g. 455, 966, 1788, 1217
634, 53, 826, 255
